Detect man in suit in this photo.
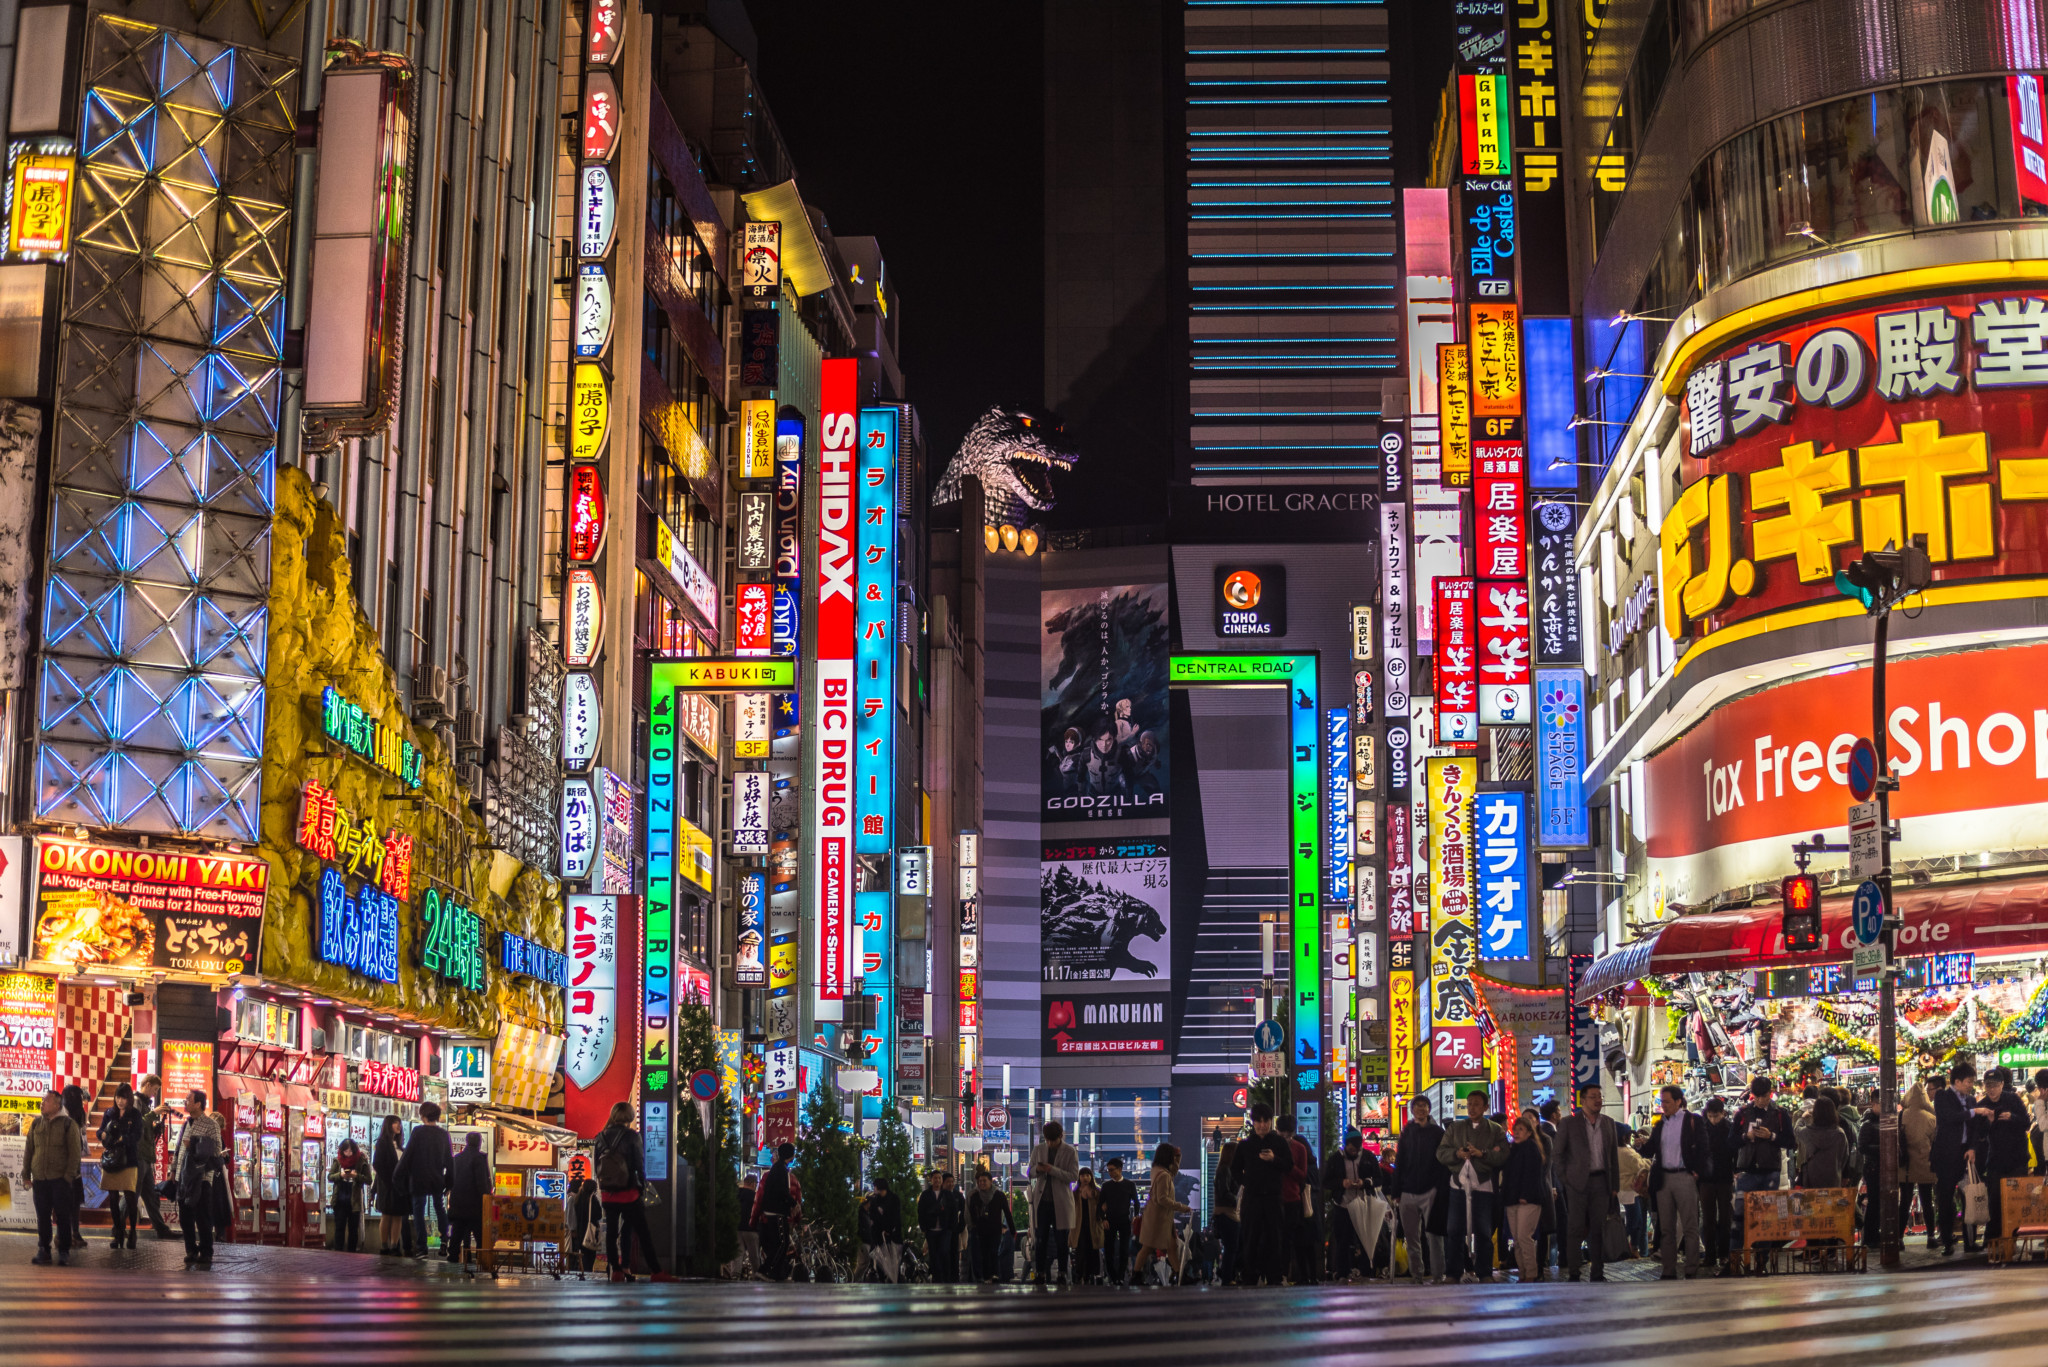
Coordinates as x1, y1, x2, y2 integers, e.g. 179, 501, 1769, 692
1646, 1084, 1709, 1280
1932, 1060, 1980, 1254
1554, 1082, 1620, 1281
917, 1170, 950, 1282
939, 1171, 967, 1281
1028, 1120, 1079, 1284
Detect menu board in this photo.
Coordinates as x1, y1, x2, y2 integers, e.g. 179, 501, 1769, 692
0, 974, 55, 1098
32, 838, 265, 974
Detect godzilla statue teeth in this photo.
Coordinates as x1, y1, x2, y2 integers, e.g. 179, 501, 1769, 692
932, 404, 1081, 527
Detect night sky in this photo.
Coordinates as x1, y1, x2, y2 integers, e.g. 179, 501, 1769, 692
748, 0, 1046, 496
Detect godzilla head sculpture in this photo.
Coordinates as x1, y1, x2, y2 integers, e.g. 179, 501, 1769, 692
932, 405, 1080, 529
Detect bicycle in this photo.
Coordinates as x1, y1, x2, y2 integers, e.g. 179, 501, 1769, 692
796, 1222, 846, 1283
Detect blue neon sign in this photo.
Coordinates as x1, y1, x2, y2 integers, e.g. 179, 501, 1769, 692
855, 407, 898, 1113
1475, 791, 1530, 961
1534, 669, 1589, 847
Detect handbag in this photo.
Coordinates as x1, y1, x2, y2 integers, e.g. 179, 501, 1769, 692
158, 1178, 179, 1203
1602, 1211, 1633, 1262
581, 1216, 601, 1252
1961, 1156, 1990, 1227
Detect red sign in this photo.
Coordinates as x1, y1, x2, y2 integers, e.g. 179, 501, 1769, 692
2012, 76, 2048, 212
1431, 1024, 1485, 1078
580, 71, 619, 161
812, 359, 859, 1004
735, 582, 771, 655
567, 463, 605, 562
1474, 442, 1525, 580
584, 0, 625, 66
1476, 579, 1531, 724
358, 1060, 421, 1102
958, 968, 978, 1001
761, 1095, 797, 1152
1647, 639, 2048, 892
1667, 287, 2048, 641
1434, 579, 1477, 743
1387, 803, 1413, 938
958, 1001, 980, 1030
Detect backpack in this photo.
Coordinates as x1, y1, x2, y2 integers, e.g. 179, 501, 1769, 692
595, 1133, 634, 1192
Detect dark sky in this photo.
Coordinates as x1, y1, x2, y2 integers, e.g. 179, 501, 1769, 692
747, 1, 1046, 487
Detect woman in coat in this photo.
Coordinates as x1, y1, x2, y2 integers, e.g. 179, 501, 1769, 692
372, 1115, 409, 1255
1068, 1168, 1108, 1283
1901, 1082, 1938, 1247
328, 1138, 372, 1251
1797, 1095, 1850, 1189
97, 1083, 144, 1248
1974, 1066, 2033, 1240
1500, 1114, 1554, 1283
1135, 1143, 1190, 1284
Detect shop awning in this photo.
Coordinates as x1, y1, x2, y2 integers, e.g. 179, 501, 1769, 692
283, 1085, 316, 1110
1579, 876, 2048, 997
215, 1075, 246, 1100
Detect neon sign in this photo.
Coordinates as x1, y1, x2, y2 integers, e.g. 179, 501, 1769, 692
321, 687, 423, 788
317, 866, 400, 984
567, 464, 605, 561
420, 887, 486, 992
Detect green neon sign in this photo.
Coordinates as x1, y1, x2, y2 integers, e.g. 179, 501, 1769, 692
1170, 653, 1322, 1090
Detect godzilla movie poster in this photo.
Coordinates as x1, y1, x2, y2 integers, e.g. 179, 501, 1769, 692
1040, 840, 1171, 1059
1040, 583, 1171, 822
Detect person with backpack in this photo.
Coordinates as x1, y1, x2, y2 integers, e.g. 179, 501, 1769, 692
447, 1130, 494, 1265
751, 1142, 803, 1281
594, 1102, 664, 1280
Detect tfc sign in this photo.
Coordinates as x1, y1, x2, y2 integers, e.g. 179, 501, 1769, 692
1664, 287, 2048, 642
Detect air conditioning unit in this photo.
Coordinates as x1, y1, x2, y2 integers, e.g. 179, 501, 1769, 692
456, 762, 485, 801
309, 1026, 329, 1054
413, 663, 450, 720
455, 708, 484, 752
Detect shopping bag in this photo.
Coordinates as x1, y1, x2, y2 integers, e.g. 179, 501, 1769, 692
1603, 1212, 1633, 1262
1962, 1157, 1990, 1228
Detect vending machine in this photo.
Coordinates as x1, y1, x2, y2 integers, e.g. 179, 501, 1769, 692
232, 1095, 258, 1236
293, 1110, 325, 1247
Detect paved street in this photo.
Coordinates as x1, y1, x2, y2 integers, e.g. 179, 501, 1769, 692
1, 1233, 2044, 1364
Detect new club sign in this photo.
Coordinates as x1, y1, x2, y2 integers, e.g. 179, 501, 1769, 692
812, 359, 859, 1010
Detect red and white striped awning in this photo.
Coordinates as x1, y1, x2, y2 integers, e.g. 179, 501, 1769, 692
1578, 877, 2048, 997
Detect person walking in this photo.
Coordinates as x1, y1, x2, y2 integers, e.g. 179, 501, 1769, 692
966, 1168, 1015, 1283
1232, 1103, 1292, 1286
1698, 1097, 1736, 1271
96, 1082, 143, 1249
1100, 1156, 1139, 1285
1212, 1144, 1241, 1285
1321, 1127, 1383, 1280
1796, 1094, 1850, 1189
133, 1074, 174, 1240
940, 1171, 967, 1281
1556, 1082, 1621, 1282
24, 1090, 83, 1266
1974, 1065, 2031, 1245
1274, 1115, 1319, 1284
396, 1100, 453, 1259
917, 1170, 949, 1283
372, 1115, 409, 1255
1027, 1120, 1079, 1285
327, 1137, 371, 1251
1135, 1143, 1189, 1284
170, 1088, 226, 1271
859, 1175, 905, 1283
1900, 1080, 1939, 1247
446, 1131, 492, 1266
1069, 1168, 1107, 1284
1646, 1085, 1708, 1280
1437, 1090, 1509, 1282
1732, 1075, 1797, 1266
569, 1176, 600, 1275
1395, 1095, 1448, 1282
1500, 1113, 1554, 1283
594, 1101, 663, 1280
1933, 1061, 1979, 1254
751, 1142, 802, 1281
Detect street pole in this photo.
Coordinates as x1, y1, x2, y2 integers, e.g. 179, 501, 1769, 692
1873, 607, 1900, 1269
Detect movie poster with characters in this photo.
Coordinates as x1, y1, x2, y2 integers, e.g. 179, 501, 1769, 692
1040, 583, 1171, 821
1039, 839, 1170, 983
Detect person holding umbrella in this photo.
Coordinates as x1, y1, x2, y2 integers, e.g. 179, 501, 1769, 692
1321, 1128, 1387, 1280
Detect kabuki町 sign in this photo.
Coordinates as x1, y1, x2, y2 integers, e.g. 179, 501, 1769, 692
1664, 287, 2048, 641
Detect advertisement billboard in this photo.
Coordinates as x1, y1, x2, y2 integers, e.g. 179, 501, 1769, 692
813, 359, 859, 1009
32, 838, 263, 975
564, 894, 639, 1137
1041, 584, 1171, 821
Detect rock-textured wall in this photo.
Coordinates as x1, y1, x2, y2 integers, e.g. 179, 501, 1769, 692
258, 464, 563, 1038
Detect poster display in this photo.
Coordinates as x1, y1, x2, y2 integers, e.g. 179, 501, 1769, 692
32, 838, 263, 975
0, 975, 54, 1098
1040, 840, 1169, 982
1041, 584, 1171, 821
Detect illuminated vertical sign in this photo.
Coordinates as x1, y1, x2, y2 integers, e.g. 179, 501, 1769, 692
742, 398, 777, 481
855, 406, 898, 1104
1326, 708, 1353, 903
1470, 303, 1524, 418
1387, 802, 1413, 938
1458, 71, 1511, 175
580, 71, 620, 161
1437, 343, 1472, 487
1426, 757, 1482, 1077
1534, 669, 1589, 847
1433, 579, 1477, 743
1476, 442, 1530, 726
1568, 952, 1601, 1094
574, 264, 613, 359
2013, 75, 2048, 212
1390, 969, 1416, 1102
734, 871, 767, 987
1475, 791, 1530, 960
1525, 315, 1577, 489
813, 359, 859, 1009
5, 144, 76, 260
1533, 499, 1582, 664
742, 221, 782, 300
735, 582, 772, 655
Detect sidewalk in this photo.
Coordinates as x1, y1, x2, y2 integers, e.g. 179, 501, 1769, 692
0, 1226, 535, 1281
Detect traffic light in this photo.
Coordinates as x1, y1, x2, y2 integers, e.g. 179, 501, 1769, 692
1782, 873, 1822, 952
1833, 535, 1933, 614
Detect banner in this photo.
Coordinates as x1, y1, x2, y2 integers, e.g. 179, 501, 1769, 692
1041, 584, 1171, 821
